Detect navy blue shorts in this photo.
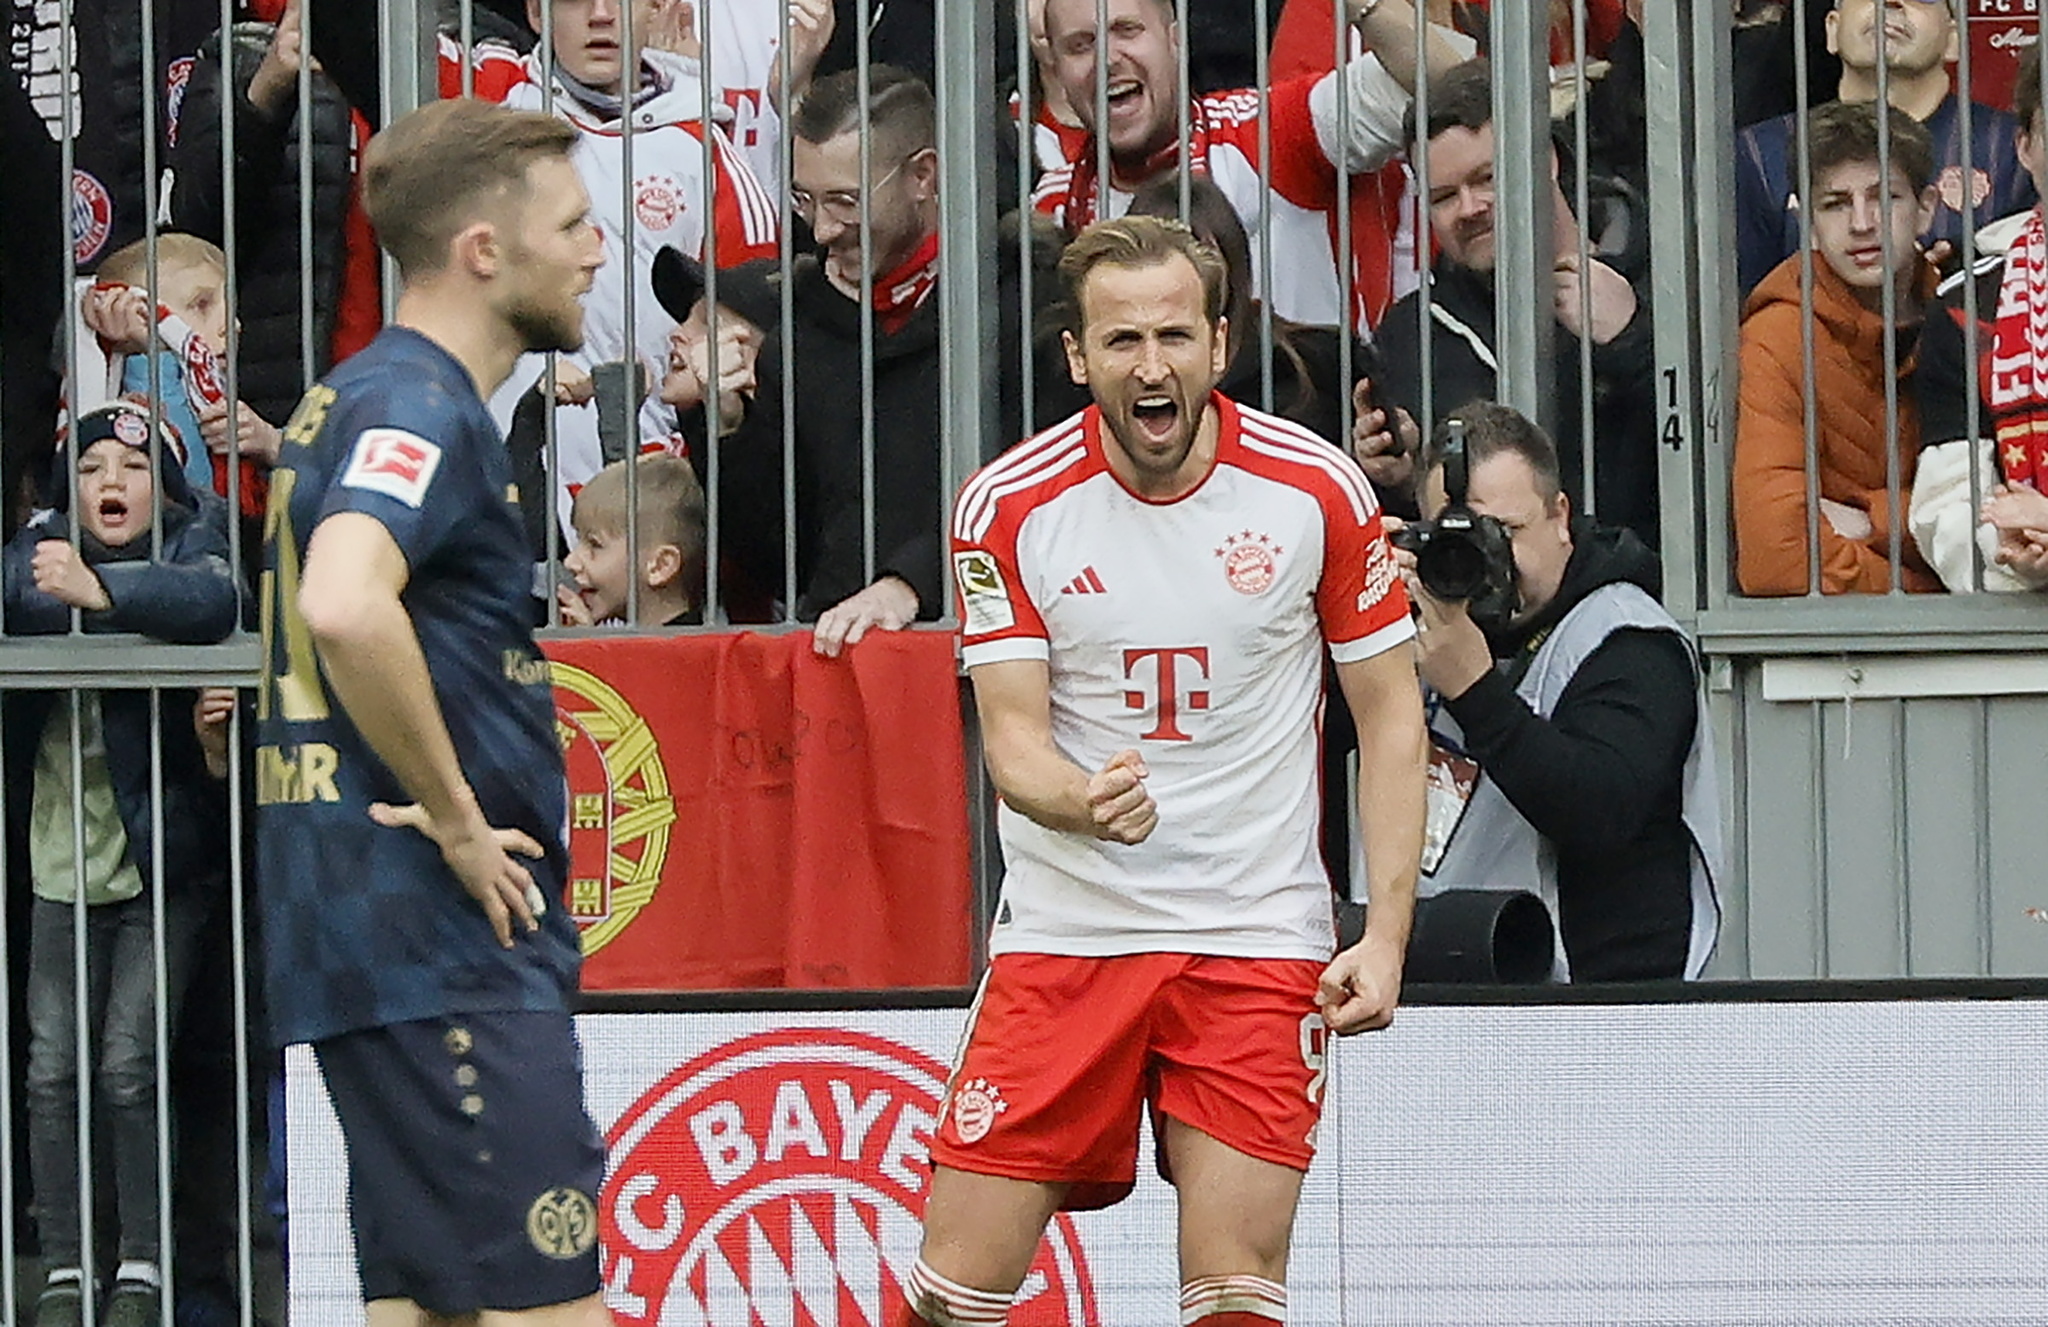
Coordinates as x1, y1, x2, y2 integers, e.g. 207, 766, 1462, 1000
313, 1010, 603, 1315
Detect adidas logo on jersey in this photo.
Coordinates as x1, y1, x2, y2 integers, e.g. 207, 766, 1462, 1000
1059, 566, 1108, 595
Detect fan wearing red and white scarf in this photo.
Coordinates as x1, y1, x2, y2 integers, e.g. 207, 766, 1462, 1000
1989, 208, 2048, 490
1052, 103, 1212, 235
872, 230, 941, 335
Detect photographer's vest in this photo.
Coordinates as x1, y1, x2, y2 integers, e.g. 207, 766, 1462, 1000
1423, 582, 1723, 982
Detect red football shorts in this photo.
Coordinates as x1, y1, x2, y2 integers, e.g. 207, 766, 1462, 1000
929, 952, 1329, 1211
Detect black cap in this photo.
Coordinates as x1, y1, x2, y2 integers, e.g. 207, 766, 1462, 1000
54, 401, 195, 512
651, 246, 785, 335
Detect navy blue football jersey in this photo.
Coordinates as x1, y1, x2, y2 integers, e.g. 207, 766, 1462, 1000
257, 326, 579, 1046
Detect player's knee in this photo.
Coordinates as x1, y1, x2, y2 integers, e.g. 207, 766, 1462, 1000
1179, 1273, 1287, 1325
901, 1257, 1012, 1326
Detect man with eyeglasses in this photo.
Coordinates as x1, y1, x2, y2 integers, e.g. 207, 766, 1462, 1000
1733, 0, 2035, 297
693, 64, 1052, 653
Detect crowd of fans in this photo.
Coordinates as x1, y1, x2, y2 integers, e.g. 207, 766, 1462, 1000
0, 0, 2043, 1321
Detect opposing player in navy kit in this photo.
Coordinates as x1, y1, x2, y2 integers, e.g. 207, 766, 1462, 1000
255, 98, 610, 1325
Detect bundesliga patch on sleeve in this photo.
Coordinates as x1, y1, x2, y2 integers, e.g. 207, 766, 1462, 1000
953, 550, 1016, 635
340, 428, 444, 508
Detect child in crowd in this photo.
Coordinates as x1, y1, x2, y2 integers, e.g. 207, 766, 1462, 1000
5, 403, 241, 1327
1734, 99, 1942, 596
559, 454, 708, 627
81, 233, 281, 515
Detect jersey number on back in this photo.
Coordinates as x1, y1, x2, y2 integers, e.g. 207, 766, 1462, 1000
257, 466, 330, 723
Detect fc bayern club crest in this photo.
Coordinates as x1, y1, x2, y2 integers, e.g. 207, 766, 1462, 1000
1215, 529, 1281, 595
600, 1028, 1098, 1326
71, 170, 113, 265
635, 174, 683, 232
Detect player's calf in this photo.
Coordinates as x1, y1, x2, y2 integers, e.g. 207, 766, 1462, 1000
1179, 1273, 1288, 1325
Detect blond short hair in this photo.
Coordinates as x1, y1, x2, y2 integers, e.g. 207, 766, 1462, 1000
96, 232, 227, 287
572, 455, 707, 565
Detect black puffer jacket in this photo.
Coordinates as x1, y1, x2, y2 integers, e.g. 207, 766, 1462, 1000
169, 22, 357, 427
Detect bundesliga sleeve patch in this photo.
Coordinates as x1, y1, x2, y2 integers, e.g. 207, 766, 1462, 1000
340, 428, 444, 508
953, 550, 1016, 635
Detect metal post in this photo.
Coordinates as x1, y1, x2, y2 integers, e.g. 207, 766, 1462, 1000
1488, 0, 1555, 436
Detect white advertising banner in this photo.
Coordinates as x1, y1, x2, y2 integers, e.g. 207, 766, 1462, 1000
288, 1001, 2048, 1325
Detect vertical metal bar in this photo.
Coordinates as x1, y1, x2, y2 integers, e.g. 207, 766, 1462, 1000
1810, 698, 1830, 975
542, 0, 566, 624
301, 0, 318, 397
56, 0, 80, 635
378, 0, 437, 320
1644, 0, 1711, 622
1015, 0, 1036, 438
856, 0, 877, 587
1254, 0, 1274, 412
701, 0, 722, 624
939, 0, 997, 622
1489, 0, 1555, 434
1975, 696, 1993, 972
623, 0, 642, 624
1572, 0, 1596, 519
1334, 0, 1353, 450
1959, 10, 1987, 593
1874, 5, 1900, 594
1794, 0, 1821, 594
226, 703, 254, 1327
778, 0, 797, 614
1175, 0, 1191, 221
69, 693, 96, 1324
221, 0, 244, 582
1414, 0, 1434, 441
460, 0, 476, 98
1093, 0, 1110, 221
149, 693, 175, 1317
142, 0, 167, 560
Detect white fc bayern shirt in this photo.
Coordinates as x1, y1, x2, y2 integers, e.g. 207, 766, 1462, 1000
951, 394, 1414, 961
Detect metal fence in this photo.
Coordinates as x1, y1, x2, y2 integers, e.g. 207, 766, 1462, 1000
6, 0, 2048, 1320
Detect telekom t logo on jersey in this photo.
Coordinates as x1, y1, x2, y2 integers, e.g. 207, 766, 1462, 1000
1122, 647, 1210, 742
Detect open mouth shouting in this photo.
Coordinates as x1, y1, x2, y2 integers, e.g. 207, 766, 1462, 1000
1131, 392, 1180, 445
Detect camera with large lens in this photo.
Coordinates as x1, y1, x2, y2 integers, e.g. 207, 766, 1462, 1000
1390, 418, 1520, 627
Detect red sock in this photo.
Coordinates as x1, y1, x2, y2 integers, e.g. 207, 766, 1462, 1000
897, 1258, 1010, 1326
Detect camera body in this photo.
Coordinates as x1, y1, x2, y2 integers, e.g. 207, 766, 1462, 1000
1394, 418, 1521, 628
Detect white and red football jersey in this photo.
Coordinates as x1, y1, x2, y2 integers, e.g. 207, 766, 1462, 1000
1031, 62, 1408, 334
951, 393, 1414, 961
1032, 33, 1475, 336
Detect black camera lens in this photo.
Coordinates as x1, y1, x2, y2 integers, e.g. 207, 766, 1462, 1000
1417, 536, 1492, 601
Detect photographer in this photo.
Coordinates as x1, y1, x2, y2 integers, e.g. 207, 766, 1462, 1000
1394, 403, 1720, 982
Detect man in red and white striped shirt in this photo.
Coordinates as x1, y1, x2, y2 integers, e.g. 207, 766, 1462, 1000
1033, 0, 1470, 336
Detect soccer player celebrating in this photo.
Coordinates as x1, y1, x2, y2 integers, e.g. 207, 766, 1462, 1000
919, 215, 1428, 1327
255, 99, 609, 1325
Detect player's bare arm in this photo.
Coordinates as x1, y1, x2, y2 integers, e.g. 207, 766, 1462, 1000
969, 657, 1159, 844
1319, 646, 1428, 1034
299, 510, 545, 948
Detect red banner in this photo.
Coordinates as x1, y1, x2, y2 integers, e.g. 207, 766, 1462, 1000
541, 629, 976, 992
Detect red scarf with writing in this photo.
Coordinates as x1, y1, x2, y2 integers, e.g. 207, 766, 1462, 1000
1990, 209, 2048, 488
874, 231, 940, 335
1058, 104, 1211, 234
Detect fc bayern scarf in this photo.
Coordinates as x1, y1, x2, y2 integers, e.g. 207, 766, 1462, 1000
1058, 103, 1211, 234
873, 231, 940, 335
1990, 208, 2048, 489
